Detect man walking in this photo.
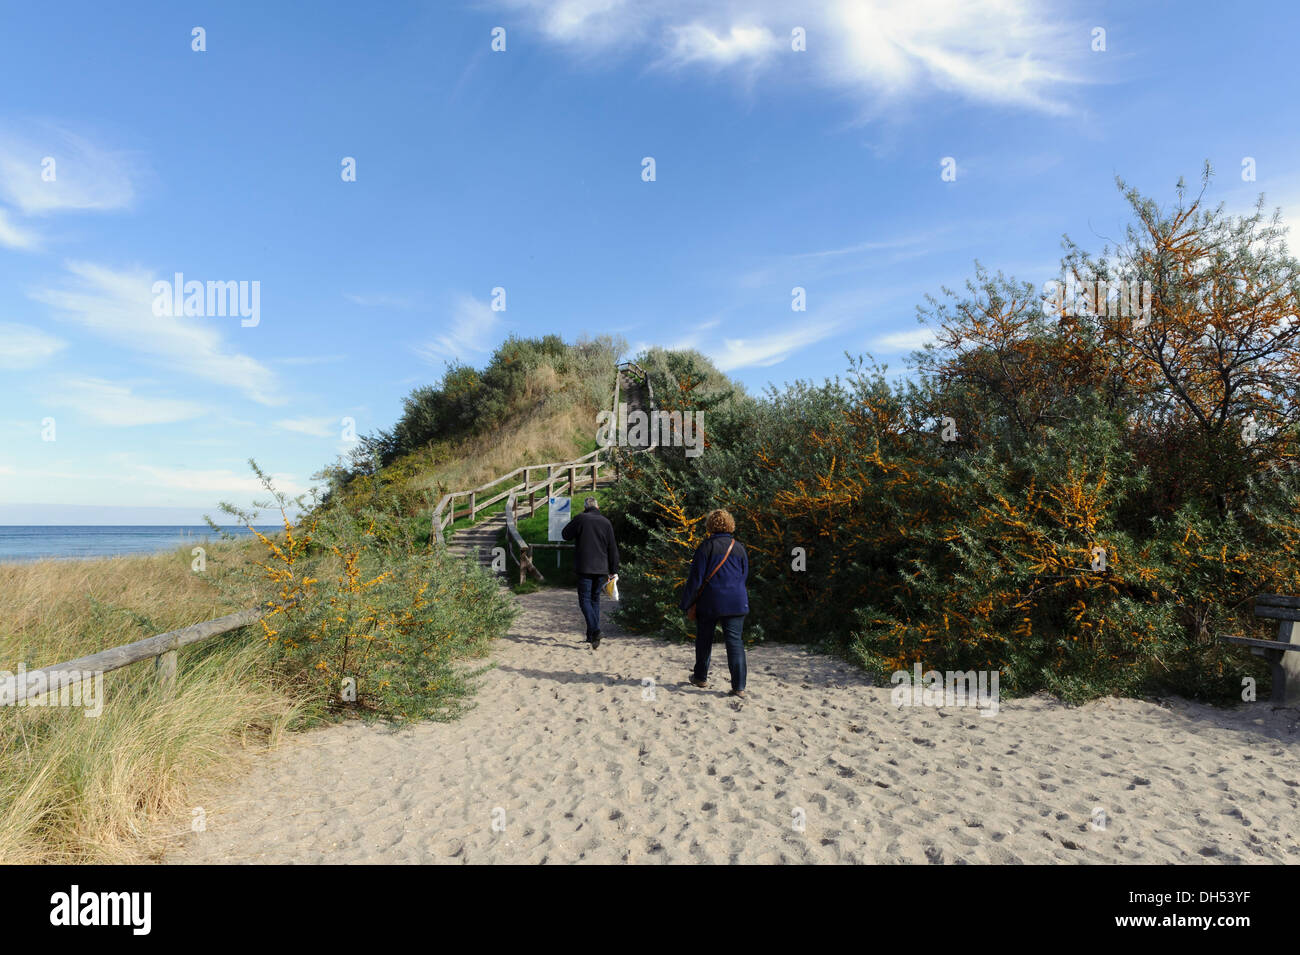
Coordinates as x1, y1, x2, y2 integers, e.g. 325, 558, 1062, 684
561, 496, 619, 648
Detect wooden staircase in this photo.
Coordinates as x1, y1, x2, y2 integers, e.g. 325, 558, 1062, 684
445, 512, 507, 571
433, 360, 655, 582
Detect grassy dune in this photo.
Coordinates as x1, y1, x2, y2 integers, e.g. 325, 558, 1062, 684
0, 545, 301, 863
368, 391, 599, 508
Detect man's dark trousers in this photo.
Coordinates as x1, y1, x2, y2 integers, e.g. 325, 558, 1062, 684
576, 573, 608, 639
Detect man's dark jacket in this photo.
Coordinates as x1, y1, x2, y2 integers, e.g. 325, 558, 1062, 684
561, 506, 620, 575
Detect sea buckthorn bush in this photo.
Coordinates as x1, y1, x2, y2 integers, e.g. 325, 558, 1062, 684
216, 464, 516, 722
613, 174, 1300, 703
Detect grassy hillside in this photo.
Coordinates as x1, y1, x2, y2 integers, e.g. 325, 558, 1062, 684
320, 335, 624, 519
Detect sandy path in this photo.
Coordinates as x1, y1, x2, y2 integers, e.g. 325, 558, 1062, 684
167, 589, 1300, 864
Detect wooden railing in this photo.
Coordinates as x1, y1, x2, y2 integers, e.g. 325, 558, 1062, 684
502, 466, 604, 584
611, 359, 656, 452
430, 448, 609, 548
0, 605, 268, 705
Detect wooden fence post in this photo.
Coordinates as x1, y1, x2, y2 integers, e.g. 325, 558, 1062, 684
155, 648, 177, 684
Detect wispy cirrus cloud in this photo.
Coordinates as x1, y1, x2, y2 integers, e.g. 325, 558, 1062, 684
0, 322, 65, 367
871, 325, 936, 354
45, 377, 205, 426
274, 415, 338, 438
714, 320, 839, 370
0, 208, 39, 250
794, 230, 945, 261
736, 227, 953, 289
492, 0, 1086, 113
0, 123, 136, 215
416, 294, 503, 363
629, 317, 722, 357
31, 261, 283, 405
664, 22, 779, 67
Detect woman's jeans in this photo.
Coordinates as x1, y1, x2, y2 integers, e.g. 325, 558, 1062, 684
576, 573, 607, 638
693, 614, 747, 691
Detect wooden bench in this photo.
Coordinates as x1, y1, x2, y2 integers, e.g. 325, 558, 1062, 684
1220, 594, 1300, 704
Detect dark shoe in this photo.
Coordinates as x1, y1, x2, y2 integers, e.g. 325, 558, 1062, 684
689, 676, 708, 689
590, 631, 601, 649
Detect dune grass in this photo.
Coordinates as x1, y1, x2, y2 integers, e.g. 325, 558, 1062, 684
0, 544, 302, 863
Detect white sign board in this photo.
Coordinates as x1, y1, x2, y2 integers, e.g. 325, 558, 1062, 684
548, 496, 571, 542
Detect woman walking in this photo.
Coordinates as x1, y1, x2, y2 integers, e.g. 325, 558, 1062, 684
680, 508, 750, 697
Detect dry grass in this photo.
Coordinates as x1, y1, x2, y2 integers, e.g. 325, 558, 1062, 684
0, 544, 301, 863
411, 389, 598, 497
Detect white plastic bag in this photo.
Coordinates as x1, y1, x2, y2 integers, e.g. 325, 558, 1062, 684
604, 574, 620, 600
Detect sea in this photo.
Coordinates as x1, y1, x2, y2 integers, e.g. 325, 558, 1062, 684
0, 526, 282, 563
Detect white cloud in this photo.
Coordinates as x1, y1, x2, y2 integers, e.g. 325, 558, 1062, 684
0, 208, 39, 250
0, 124, 136, 215
714, 321, 837, 370
0, 322, 65, 367
826, 0, 1078, 114
274, 415, 338, 438
416, 294, 503, 363
795, 231, 940, 260
493, 0, 1084, 113
665, 22, 779, 67
31, 261, 282, 405
871, 326, 936, 353
46, 377, 206, 426
510, 0, 644, 46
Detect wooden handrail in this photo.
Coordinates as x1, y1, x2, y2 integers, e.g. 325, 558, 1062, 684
501, 458, 604, 583
431, 448, 609, 547
0, 605, 269, 704
609, 360, 660, 455
504, 488, 544, 584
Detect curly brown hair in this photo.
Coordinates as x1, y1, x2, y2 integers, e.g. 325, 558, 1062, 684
705, 508, 736, 534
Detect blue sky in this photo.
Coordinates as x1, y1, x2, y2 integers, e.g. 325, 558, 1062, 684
2, 0, 1298, 523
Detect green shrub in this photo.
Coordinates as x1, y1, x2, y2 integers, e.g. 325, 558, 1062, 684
214, 464, 517, 722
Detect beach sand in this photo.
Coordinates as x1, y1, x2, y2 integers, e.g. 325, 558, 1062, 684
167, 588, 1300, 864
